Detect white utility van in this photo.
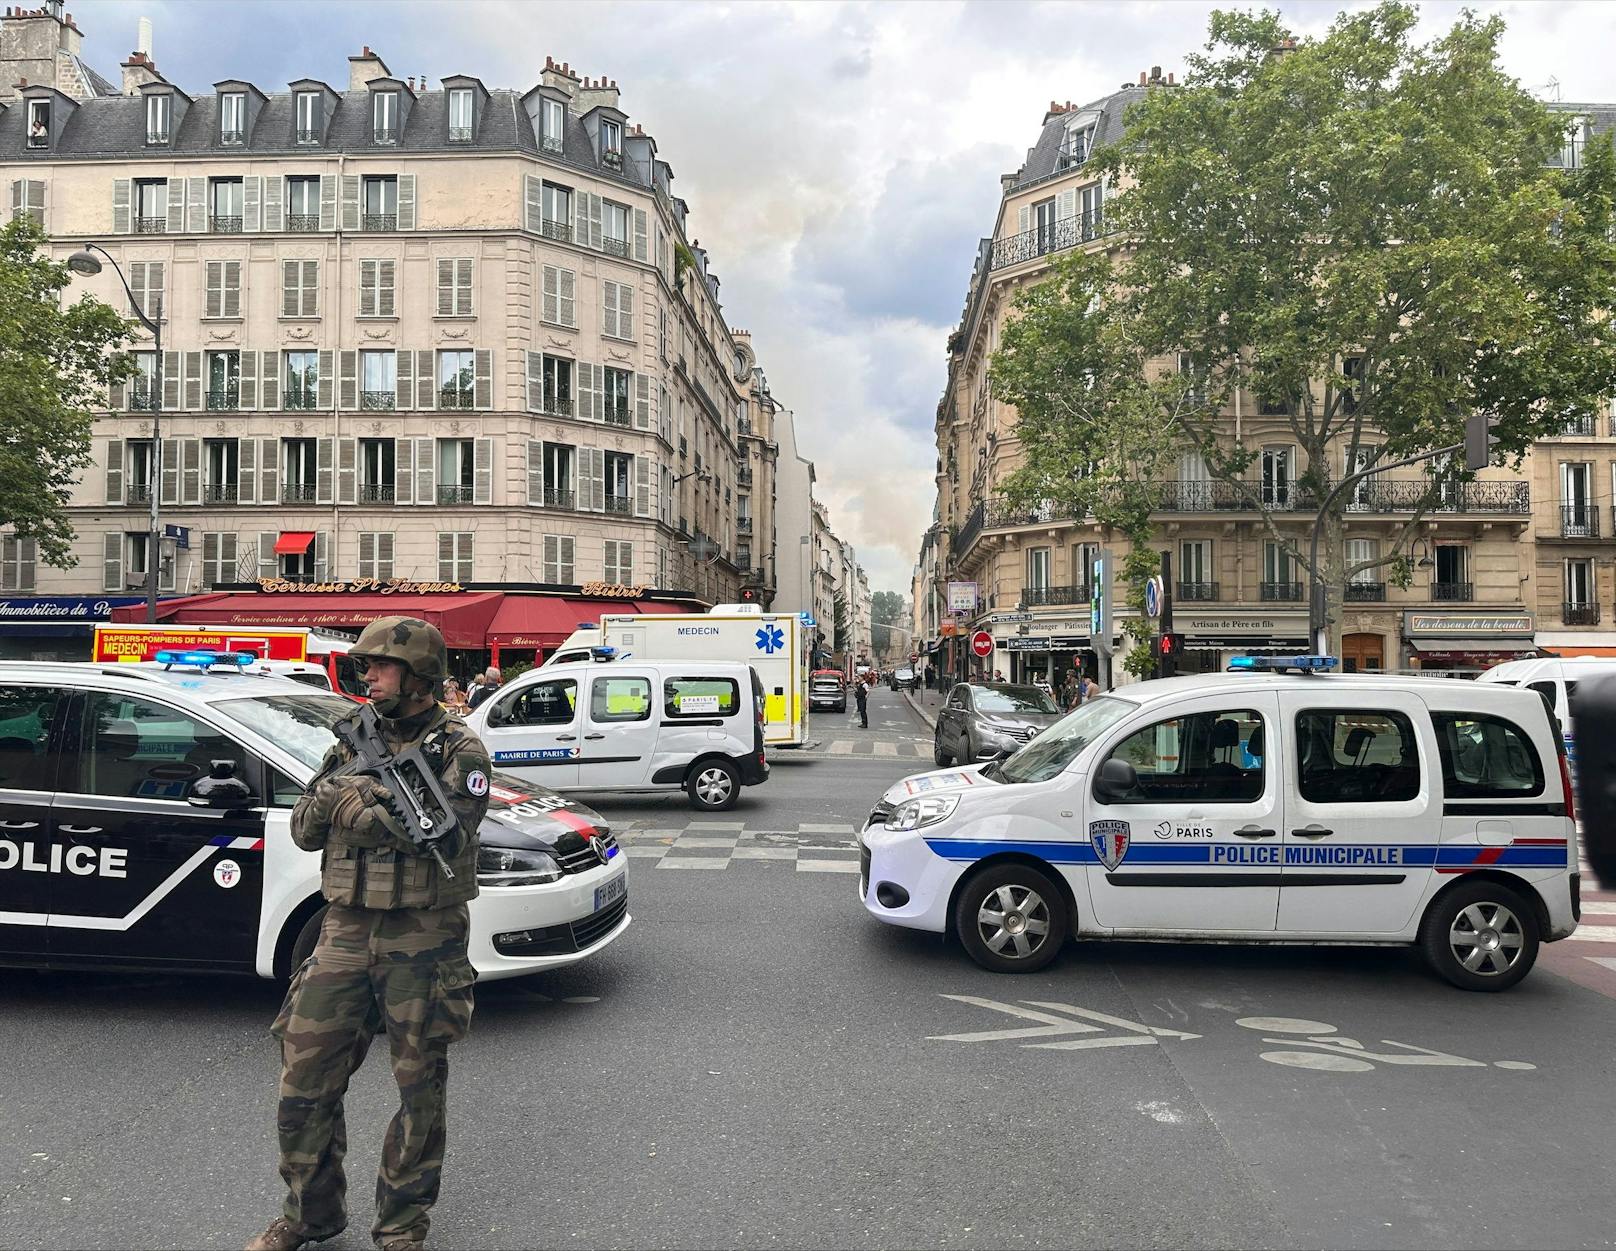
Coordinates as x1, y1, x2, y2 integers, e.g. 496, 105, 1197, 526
861, 656, 1580, 990
1478, 655, 1616, 778
468, 657, 770, 810
543, 612, 809, 748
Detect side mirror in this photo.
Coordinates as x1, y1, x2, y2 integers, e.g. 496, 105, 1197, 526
188, 759, 255, 809
1093, 757, 1138, 804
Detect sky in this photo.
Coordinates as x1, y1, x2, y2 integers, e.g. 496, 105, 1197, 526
70, 0, 1616, 600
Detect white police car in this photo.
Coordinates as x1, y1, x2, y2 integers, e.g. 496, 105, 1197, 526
0, 653, 629, 981
861, 657, 1580, 990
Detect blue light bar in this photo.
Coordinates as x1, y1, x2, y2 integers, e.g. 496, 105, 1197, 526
154, 649, 256, 670
590, 646, 617, 662
1228, 654, 1339, 672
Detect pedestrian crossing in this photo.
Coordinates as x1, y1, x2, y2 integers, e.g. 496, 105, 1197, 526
810, 734, 932, 759
612, 819, 863, 873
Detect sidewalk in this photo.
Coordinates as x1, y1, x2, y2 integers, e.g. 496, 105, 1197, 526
903, 684, 945, 731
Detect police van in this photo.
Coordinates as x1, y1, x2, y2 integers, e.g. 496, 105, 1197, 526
0, 655, 629, 981
1477, 655, 1616, 782
468, 656, 769, 811
861, 657, 1580, 990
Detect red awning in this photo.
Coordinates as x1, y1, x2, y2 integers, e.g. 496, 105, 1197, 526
273, 531, 316, 555
486, 596, 696, 649
112, 591, 503, 648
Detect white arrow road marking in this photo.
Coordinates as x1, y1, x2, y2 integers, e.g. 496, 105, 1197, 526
1020, 1000, 1202, 1050
930, 996, 1202, 1048
929, 996, 1108, 1043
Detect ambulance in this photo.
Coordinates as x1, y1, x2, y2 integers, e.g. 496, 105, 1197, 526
543, 611, 809, 748
92, 625, 364, 698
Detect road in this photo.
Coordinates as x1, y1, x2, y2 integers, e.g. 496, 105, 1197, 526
3, 685, 1615, 1250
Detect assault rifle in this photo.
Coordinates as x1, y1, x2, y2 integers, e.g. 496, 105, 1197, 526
332, 703, 459, 879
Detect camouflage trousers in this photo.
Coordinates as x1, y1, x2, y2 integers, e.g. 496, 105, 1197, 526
271, 903, 475, 1247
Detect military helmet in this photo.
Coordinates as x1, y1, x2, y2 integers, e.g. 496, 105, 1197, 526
350, 616, 448, 687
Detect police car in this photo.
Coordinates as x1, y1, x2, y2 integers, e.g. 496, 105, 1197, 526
861, 657, 1580, 990
0, 653, 629, 981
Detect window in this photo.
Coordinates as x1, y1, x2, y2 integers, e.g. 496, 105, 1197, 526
200, 531, 237, 586
358, 259, 395, 317
542, 534, 575, 582
10, 177, 45, 226
281, 545, 317, 582
602, 200, 629, 256
1104, 708, 1266, 804
603, 452, 632, 513
1432, 713, 1543, 800
603, 538, 633, 583
603, 366, 631, 425
438, 350, 474, 409
590, 674, 650, 723
601, 117, 622, 159
203, 437, 239, 501
1033, 197, 1057, 253
220, 92, 245, 144
1296, 709, 1420, 803
145, 92, 171, 144
282, 436, 317, 501
1434, 545, 1470, 600
0, 684, 56, 786
1562, 462, 1594, 535
448, 88, 473, 141
285, 175, 320, 229
1341, 355, 1364, 415
1025, 547, 1051, 590
281, 259, 318, 318
1262, 542, 1295, 599
1261, 445, 1292, 508
437, 439, 474, 504
1566, 558, 1594, 606
497, 678, 578, 727
25, 99, 49, 148
362, 175, 397, 230
206, 351, 241, 410
1346, 537, 1379, 592
357, 532, 394, 580
203, 260, 242, 319
664, 677, 739, 719
75, 692, 249, 800
295, 91, 320, 143
284, 352, 318, 411
602, 279, 635, 339
542, 355, 573, 416
436, 257, 473, 317
1178, 540, 1212, 599
1346, 445, 1376, 510
543, 444, 575, 508
372, 90, 399, 143
0, 537, 36, 593
541, 264, 576, 327
541, 182, 571, 241
129, 353, 158, 411
135, 179, 167, 232
360, 350, 396, 409
360, 438, 395, 502
438, 532, 473, 582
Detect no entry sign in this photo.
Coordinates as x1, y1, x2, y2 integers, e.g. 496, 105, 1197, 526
971, 630, 994, 659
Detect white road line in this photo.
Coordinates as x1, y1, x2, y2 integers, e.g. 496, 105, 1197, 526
1566, 925, 1616, 942
796, 859, 861, 873
1580, 900, 1616, 915
799, 823, 856, 834
874, 741, 898, 757
685, 820, 745, 830
828, 740, 854, 756
672, 836, 741, 848
657, 858, 729, 870
730, 846, 797, 860
1587, 956, 1616, 972
624, 846, 667, 858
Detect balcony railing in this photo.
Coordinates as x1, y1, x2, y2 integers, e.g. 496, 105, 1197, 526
210, 215, 242, 233
438, 485, 474, 505
738, 517, 753, 534
135, 217, 166, 234
1260, 582, 1304, 602
1176, 581, 1220, 602
1432, 581, 1474, 602
361, 214, 397, 231
601, 236, 629, 259
604, 496, 631, 516
544, 488, 575, 510
449, 126, 472, 142
1022, 584, 1089, 606
542, 395, 574, 418
1563, 601, 1601, 626
1344, 581, 1386, 602
953, 500, 986, 556
439, 389, 475, 410
540, 218, 571, 243
372, 128, 398, 145
738, 468, 754, 487
128, 389, 157, 412
1560, 504, 1601, 538
206, 387, 240, 411
1558, 415, 1599, 437
737, 417, 753, 436
283, 387, 318, 411
220, 129, 244, 146
541, 135, 563, 154
1152, 478, 1531, 516
360, 390, 395, 411
203, 483, 238, 503
990, 209, 1111, 271
296, 128, 320, 144
282, 483, 316, 503
286, 214, 319, 231
359, 484, 395, 504
604, 404, 631, 427
126, 484, 151, 505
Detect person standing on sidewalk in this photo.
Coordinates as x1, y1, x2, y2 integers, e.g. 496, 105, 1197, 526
854, 668, 870, 728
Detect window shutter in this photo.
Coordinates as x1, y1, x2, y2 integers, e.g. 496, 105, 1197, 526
129, 262, 148, 318
437, 532, 454, 581
603, 281, 618, 337
162, 351, 180, 411
224, 260, 242, 318
378, 259, 395, 316
258, 531, 277, 579
160, 436, 180, 504
1058, 188, 1076, 221
238, 437, 257, 503
618, 285, 634, 340
112, 178, 131, 233
359, 531, 375, 579
396, 436, 414, 506
103, 532, 123, 592
633, 208, 647, 262
1017, 204, 1030, 235
634, 373, 650, 430
183, 351, 202, 410
634, 455, 650, 517
339, 350, 357, 409
316, 436, 334, 504
300, 260, 318, 316
473, 436, 493, 504
26, 179, 44, 229
340, 174, 360, 231
455, 258, 473, 315
574, 191, 590, 249
313, 531, 329, 581
585, 447, 605, 511
336, 437, 356, 505
528, 440, 544, 505
378, 532, 394, 579
560, 537, 575, 582
474, 349, 492, 409
577, 362, 597, 421
186, 176, 206, 233
201, 532, 219, 585
543, 534, 557, 580
145, 262, 164, 320
316, 349, 334, 409
559, 267, 576, 327
527, 350, 543, 411
415, 351, 435, 410
263, 175, 283, 232
541, 265, 559, 324
281, 260, 299, 317
396, 174, 416, 230
358, 260, 375, 317
588, 194, 603, 250
259, 437, 278, 504
181, 437, 201, 505
9, 178, 21, 221
319, 174, 337, 231
436, 258, 454, 317
243, 175, 262, 231
105, 439, 125, 504
414, 436, 434, 505
108, 354, 126, 411
239, 350, 258, 410
397, 348, 415, 414
524, 175, 542, 232
205, 261, 224, 319
166, 179, 185, 232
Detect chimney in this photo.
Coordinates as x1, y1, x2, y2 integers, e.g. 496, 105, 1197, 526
1167, 72, 1175, 85
136, 14, 151, 59
1138, 71, 1147, 86
575, 72, 620, 116
121, 48, 160, 95
347, 44, 390, 92
1266, 36, 1297, 62
1148, 65, 1163, 86
540, 55, 579, 100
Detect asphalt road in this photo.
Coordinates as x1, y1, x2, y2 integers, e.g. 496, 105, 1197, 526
3, 686, 1615, 1250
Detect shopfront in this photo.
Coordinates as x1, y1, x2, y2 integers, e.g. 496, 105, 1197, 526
1177, 609, 1312, 673
1401, 611, 1537, 675
0, 595, 150, 661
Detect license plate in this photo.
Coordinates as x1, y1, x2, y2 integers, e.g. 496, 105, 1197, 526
594, 873, 627, 912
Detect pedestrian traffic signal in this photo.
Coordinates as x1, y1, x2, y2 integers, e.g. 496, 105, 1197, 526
1160, 632, 1182, 657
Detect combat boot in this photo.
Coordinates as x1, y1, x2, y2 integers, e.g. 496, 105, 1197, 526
245, 1217, 341, 1251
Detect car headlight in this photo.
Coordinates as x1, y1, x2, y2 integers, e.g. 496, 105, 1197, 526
884, 795, 961, 832
477, 846, 563, 887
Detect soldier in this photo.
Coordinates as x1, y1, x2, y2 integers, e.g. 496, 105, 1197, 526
248, 616, 492, 1251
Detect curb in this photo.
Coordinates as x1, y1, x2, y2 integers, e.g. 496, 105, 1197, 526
903, 688, 938, 731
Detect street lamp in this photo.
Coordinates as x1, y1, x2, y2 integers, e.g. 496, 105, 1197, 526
67, 243, 163, 625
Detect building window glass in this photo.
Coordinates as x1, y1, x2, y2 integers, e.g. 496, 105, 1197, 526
285, 176, 320, 230
438, 350, 474, 409
296, 92, 320, 143
220, 92, 245, 144
372, 90, 399, 143
604, 452, 631, 514
543, 444, 575, 509
541, 98, 565, 153
448, 88, 473, 140
437, 439, 474, 504
135, 179, 167, 232
145, 93, 171, 144
284, 351, 319, 410
282, 437, 317, 501
361, 176, 397, 230
210, 177, 243, 232
360, 438, 396, 503
361, 350, 396, 409
25, 99, 49, 147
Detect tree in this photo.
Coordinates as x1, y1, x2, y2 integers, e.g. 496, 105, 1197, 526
870, 589, 909, 659
994, 2, 1616, 651
0, 218, 134, 567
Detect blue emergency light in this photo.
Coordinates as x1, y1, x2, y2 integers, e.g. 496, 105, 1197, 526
154, 649, 256, 671
1228, 654, 1339, 673
589, 646, 618, 662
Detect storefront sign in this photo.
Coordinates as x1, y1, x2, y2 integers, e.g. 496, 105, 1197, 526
1180, 612, 1310, 638
0, 596, 143, 621
947, 581, 979, 615
580, 581, 645, 599
258, 577, 464, 594
1004, 636, 1053, 652
93, 624, 309, 663
1404, 612, 1534, 636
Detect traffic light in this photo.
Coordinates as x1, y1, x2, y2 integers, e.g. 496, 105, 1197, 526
1158, 632, 1184, 678
1464, 411, 1500, 473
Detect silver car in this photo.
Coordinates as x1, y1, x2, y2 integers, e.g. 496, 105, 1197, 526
932, 682, 1063, 765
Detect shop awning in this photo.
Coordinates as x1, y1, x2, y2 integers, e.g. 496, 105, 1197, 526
486, 596, 694, 649
273, 531, 316, 556
112, 591, 503, 648
1408, 637, 1536, 654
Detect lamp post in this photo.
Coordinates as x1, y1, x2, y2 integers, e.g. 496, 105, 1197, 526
67, 244, 163, 624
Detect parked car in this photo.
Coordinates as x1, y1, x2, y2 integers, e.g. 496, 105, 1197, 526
933, 682, 1062, 765
809, 668, 848, 713
891, 666, 918, 692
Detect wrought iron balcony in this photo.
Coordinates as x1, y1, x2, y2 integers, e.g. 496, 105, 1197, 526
361, 214, 397, 231
219, 129, 245, 146
604, 495, 631, 515
1560, 504, 1601, 538
1153, 477, 1531, 516
543, 488, 575, 510
206, 387, 240, 411
953, 500, 985, 556
438, 485, 474, 505
738, 516, 753, 534
1344, 582, 1386, 602
1260, 582, 1304, 602
286, 214, 319, 231
601, 236, 629, 259
1022, 584, 1089, 607
296, 128, 320, 144
283, 387, 318, 411
1563, 601, 1601, 626
128, 389, 157, 412
126, 484, 151, 505
210, 215, 242, 233
372, 128, 398, 145
990, 209, 1111, 271
203, 483, 238, 503
540, 217, 572, 243
542, 134, 563, 154
542, 394, 573, 418
282, 483, 316, 503
1432, 581, 1474, 602
738, 468, 754, 487
1558, 414, 1599, 437
604, 404, 631, 427
135, 217, 166, 234
737, 417, 753, 436
1176, 581, 1220, 602
439, 389, 475, 410
449, 126, 472, 142
359, 484, 395, 504
360, 390, 395, 411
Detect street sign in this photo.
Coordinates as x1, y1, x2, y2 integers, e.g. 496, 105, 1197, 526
990, 612, 1033, 624
971, 630, 994, 659
163, 524, 190, 551
1144, 576, 1162, 620
947, 581, 979, 615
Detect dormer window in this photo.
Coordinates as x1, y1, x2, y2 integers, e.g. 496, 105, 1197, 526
372, 90, 399, 144
295, 91, 320, 143
600, 117, 622, 166
541, 98, 564, 154
1059, 115, 1098, 170
145, 93, 171, 145
25, 99, 49, 148
220, 92, 245, 144
448, 87, 473, 142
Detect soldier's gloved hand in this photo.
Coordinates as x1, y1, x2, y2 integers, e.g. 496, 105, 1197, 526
325, 776, 394, 846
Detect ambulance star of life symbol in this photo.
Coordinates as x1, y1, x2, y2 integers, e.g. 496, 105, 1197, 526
1089, 819, 1130, 870
755, 624, 785, 655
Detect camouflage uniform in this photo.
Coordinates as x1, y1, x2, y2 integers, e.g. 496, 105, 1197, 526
263, 618, 491, 1251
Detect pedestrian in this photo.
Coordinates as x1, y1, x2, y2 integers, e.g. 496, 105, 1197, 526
992, 668, 1005, 683
1061, 670, 1081, 712
247, 616, 492, 1251
442, 677, 471, 717
1081, 671, 1100, 702
854, 669, 869, 728
467, 666, 502, 710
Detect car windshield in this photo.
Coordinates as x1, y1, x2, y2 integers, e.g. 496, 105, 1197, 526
973, 685, 1058, 715
996, 695, 1135, 784
211, 692, 355, 770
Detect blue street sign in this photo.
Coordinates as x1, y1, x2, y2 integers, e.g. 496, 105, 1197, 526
1144, 576, 1162, 619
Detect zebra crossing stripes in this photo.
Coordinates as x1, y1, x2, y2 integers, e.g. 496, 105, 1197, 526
816, 736, 930, 759
613, 821, 863, 873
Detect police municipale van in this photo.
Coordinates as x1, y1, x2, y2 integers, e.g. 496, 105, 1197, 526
0, 654, 629, 980
861, 657, 1581, 990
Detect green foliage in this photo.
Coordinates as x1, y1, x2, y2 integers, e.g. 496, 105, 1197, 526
1118, 548, 1162, 679
0, 219, 135, 567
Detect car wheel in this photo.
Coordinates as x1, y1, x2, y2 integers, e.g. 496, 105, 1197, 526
934, 731, 953, 767
1418, 881, 1540, 991
954, 862, 1069, 974
688, 758, 740, 811
286, 905, 326, 977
